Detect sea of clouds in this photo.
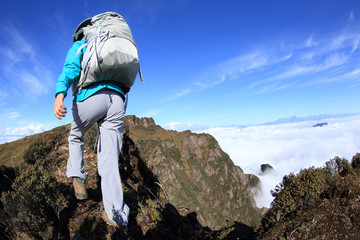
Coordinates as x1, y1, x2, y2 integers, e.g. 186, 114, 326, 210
165, 114, 360, 208
198, 115, 360, 208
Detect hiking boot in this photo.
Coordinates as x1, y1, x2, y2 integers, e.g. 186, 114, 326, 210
73, 177, 88, 200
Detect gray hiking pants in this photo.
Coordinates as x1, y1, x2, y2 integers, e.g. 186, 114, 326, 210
66, 89, 129, 226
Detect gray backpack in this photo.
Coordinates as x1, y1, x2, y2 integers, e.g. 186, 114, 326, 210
72, 12, 144, 95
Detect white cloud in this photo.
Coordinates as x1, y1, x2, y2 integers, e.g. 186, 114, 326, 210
313, 67, 360, 84
142, 109, 161, 118
167, 89, 192, 100
0, 48, 21, 66
3, 24, 33, 55
194, 49, 277, 89
0, 108, 21, 121
5, 111, 21, 120
249, 30, 360, 92
351, 38, 359, 53
216, 17, 360, 95
0, 124, 46, 144
197, 115, 360, 208
163, 121, 208, 131
194, 75, 227, 88
306, 34, 317, 47
168, 15, 360, 102
257, 82, 293, 95
19, 70, 49, 98
323, 53, 348, 68
330, 31, 360, 52
348, 11, 354, 23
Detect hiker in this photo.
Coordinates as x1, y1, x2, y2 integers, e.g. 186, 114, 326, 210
53, 12, 143, 228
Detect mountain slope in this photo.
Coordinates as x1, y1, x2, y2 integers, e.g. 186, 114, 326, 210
124, 115, 261, 229
0, 115, 261, 239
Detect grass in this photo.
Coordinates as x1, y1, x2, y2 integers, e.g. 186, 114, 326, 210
0, 125, 70, 168
0, 134, 41, 168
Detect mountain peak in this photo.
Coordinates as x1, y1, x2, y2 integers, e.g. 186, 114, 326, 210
125, 115, 156, 128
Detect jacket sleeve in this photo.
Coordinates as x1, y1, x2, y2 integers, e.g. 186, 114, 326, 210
55, 40, 86, 98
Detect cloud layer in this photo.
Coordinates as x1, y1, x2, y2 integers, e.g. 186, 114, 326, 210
196, 115, 360, 208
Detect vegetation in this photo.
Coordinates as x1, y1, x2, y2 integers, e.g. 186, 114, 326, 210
257, 154, 360, 239
1, 116, 360, 239
0, 125, 69, 167
0, 120, 220, 239
0, 125, 70, 238
1, 162, 69, 239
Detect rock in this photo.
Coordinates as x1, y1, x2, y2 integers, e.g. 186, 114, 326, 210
313, 122, 328, 127
260, 164, 274, 174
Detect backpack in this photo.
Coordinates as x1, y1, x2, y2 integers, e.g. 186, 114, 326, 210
71, 12, 144, 96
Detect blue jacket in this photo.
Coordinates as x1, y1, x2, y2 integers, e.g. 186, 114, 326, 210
55, 40, 124, 101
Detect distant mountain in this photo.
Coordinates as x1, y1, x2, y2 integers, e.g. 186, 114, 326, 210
312, 122, 328, 128
261, 113, 359, 126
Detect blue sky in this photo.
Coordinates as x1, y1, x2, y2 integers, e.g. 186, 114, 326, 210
0, 0, 360, 139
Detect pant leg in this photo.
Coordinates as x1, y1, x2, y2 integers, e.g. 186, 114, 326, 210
66, 92, 108, 179
97, 91, 129, 226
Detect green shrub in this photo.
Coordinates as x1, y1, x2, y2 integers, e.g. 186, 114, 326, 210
265, 167, 329, 226
324, 156, 352, 177
136, 198, 163, 229
265, 157, 354, 227
257, 156, 360, 239
23, 139, 52, 164
83, 124, 99, 153
23, 126, 68, 165
248, 174, 260, 188
351, 153, 360, 169
0, 166, 15, 193
1, 163, 68, 239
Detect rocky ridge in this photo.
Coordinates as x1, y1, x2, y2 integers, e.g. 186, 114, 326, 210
0, 115, 261, 239
124, 116, 261, 229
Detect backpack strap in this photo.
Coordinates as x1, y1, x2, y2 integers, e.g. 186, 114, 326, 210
76, 42, 88, 58
138, 63, 144, 83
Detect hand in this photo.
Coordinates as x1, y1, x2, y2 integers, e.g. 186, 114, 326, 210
54, 94, 67, 119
